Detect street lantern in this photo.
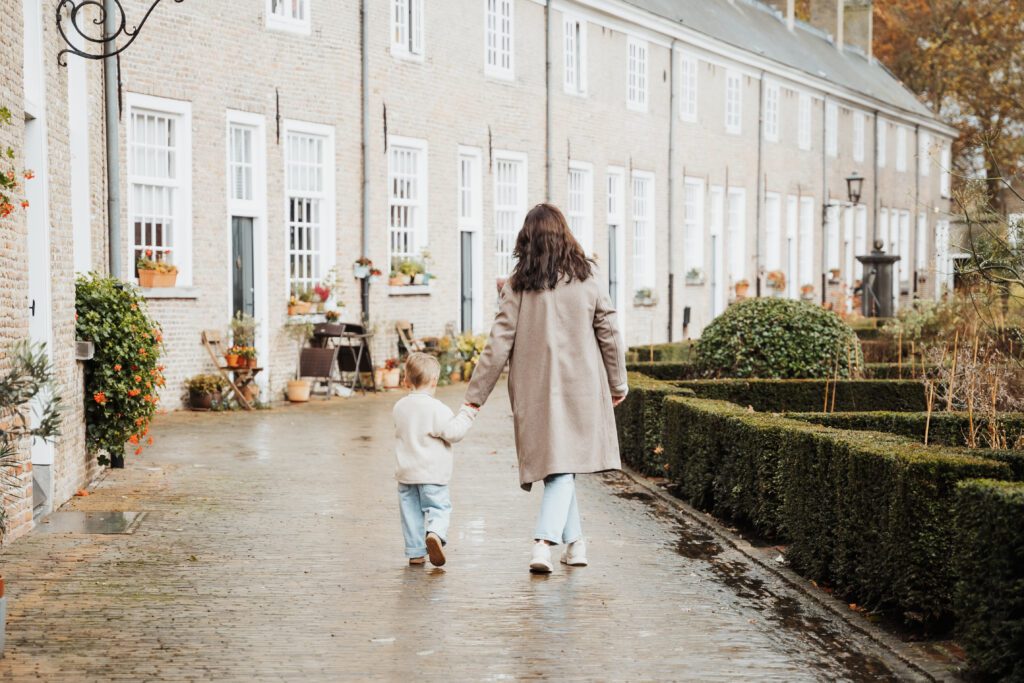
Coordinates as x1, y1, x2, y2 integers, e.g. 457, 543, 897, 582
846, 172, 864, 205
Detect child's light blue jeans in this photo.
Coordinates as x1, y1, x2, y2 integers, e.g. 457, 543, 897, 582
533, 474, 582, 545
398, 483, 451, 558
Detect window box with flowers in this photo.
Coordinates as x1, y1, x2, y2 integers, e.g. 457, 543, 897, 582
800, 283, 816, 301
634, 288, 658, 307
685, 268, 705, 286
136, 249, 179, 288
734, 279, 751, 299
766, 270, 786, 293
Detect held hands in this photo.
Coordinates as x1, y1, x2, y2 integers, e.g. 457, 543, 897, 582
611, 395, 627, 407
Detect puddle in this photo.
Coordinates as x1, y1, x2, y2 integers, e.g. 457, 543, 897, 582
36, 511, 145, 535
613, 490, 655, 502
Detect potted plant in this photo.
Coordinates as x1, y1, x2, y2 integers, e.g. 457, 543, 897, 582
633, 288, 657, 306
325, 309, 340, 322
734, 279, 750, 298
287, 295, 299, 316
186, 374, 227, 411
313, 283, 331, 313
237, 346, 257, 369
388, 267, 406, 287
230, 312, 257, 347
685, 267, 704, 285
382, 358, 401, 389
353, 256, 373, 280
800, 283, 815, 300
369, 267, 383, 283
294, 287, 313, 314
136, 249, 179, 288
225, 345, 241, 368
283, 320, 314, 402
766, 270, 786, 291
829, 267, 842, 284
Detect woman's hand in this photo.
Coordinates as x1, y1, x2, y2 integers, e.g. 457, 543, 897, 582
465, 402, 480, 410
611, 395, 626, 407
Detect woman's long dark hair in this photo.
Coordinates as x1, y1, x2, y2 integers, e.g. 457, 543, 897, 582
508, 203, 594, 292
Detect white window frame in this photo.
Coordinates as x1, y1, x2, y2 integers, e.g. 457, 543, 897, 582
916, 211, 928, 275
567, 161, 594, 254
852, 111, 865, 163
678, 52, 698, 122
919, 131, 932, 177
798, 92, 812, 151
877, 118, 888, 168
798, 196, 815, 289
724, 70, 742, 135
391, 0, 424, 61
898, 210, 911, 284
484, 0, 514, 80
607, 166, 627, 319
896, 125, 908, 172
786, 195, 799, 298
763, 81, 780, 143
563, 13, 587, 96
387, 135, 429, 268
935, 218, 952, 296
727, 187, 746, 283
940, 144, 952, 198
683, 177, 705, 275
825, 101, 838, 158
764, 192, 782, 271
825, 201, 840, 271
69, 49, 91, 275
631, 170, 655, 292
493, 150, 528, 278
266, 0, 310, 34
283, 119, 336, 297
854, 204, 867, 280
126, 93, 193, 287
458, 146, 483, 232
626, 37, 648, 112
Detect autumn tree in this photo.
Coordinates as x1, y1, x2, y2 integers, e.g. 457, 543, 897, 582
874, 0, 1024, 211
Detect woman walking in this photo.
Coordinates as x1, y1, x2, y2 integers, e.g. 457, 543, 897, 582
465, 203, 628, 574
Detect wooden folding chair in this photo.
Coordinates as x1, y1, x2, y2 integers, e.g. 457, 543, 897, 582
395, 320, 426, 357
201, 330, 252, 410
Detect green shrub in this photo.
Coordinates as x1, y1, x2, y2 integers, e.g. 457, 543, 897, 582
696, 298, 862, 379
626, 340, 697, 364
953, 480, 1024, 681
614, 373, 694, 476
677, 379, 928, 412
863, 362, 935, 380
625, 361, 701, 381
788, 411, 1024, 480
659, 396, 1010, 623
76, 275, 165, 466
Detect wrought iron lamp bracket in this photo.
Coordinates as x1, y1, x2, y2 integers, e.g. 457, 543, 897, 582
56, 0, 184, 66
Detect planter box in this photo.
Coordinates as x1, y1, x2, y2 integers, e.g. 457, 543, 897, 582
138, 269, 177, 288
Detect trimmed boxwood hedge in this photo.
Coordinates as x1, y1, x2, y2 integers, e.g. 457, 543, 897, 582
614, 373, 695, 476
625, 361, 701, 381
659, 396, 1011, 623
626, 340, 697, 364
953, 480, 1024, 681
788, 411, 1024, 481
676, 379, 928, 413
863, 362, 935, 380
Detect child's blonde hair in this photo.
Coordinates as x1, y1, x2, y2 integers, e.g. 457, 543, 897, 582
404, 352, 440, 389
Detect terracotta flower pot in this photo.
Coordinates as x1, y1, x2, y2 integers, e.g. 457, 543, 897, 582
153, 270, 177, 287
389, 276, 406, 286
383, 368, 401, 389
138, 269, 157, 288
286, 379, 311, 402
189, 390, 216, 411
735, 284, 750, 298
450, 371, 462, 383
225, 354, 239, 368
287, 304, 298, 316
247, 357, 257, 369
294, 301, 312, 315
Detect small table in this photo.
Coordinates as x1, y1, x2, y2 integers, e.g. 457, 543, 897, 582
227, 366, 262, 404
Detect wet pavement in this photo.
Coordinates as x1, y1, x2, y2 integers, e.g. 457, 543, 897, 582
0, 383, 926, 681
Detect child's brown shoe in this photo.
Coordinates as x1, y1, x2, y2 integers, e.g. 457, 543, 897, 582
409, 556, 426, 565
425, 532, 446, 567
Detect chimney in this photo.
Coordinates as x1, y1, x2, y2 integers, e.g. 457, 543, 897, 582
807, 0, 873, 56
762, 0, 796, 31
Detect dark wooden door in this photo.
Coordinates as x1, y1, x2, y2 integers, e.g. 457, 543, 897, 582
232, 217, 255, 318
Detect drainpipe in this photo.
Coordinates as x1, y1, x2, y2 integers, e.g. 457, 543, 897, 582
913, 124, 920, 297
821, 96, 828, 304
755, 70, 765, 297
544, 3, 551, 201
872, 111, 879, 243
360, 0, 371, 319
104, 0, 121, 278
667, 40, 676, 341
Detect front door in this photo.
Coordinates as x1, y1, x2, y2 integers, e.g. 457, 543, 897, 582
460, 231, 474, 332
608, 223, 619, 308
232, 217, 255, 318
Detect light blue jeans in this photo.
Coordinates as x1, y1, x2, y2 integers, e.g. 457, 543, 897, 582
533, 474, 582, 545
398, 483, 451, 558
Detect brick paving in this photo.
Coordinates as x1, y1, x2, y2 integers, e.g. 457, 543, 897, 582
0, 383, 926, 681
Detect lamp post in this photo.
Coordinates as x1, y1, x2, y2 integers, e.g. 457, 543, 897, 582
56, 0, 184, 279
820, 172, 865, 303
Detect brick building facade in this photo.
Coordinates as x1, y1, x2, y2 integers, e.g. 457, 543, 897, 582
3, 0, 956, 541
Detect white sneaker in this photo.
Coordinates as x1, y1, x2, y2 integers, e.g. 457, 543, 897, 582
561, 539, 588, 567
529, 542, 553, 574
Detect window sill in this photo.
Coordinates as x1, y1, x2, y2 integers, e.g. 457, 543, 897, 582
140, 287, 198, 300
485, 68, 515, 83
389, 285, 432, 297
684, 278, 705, 287
391, 47, 425, 63
265, 16, 311, 35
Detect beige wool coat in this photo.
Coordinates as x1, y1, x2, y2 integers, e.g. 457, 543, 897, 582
465, 273, 629, 490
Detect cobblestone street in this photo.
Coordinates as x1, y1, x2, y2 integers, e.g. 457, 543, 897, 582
0, 384, 927, 681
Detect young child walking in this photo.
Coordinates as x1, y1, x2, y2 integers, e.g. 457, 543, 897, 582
393, 352, 477, 566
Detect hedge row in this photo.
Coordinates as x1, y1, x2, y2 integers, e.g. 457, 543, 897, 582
626, 340, 697, 364
862, 362, 935, 380
676, 379, 928, 413
615, 372, 694, 476
953, 480, 1024, 681
789, 411, 1024, 480
657, 396, 1010, 624
625, 361, 701, 381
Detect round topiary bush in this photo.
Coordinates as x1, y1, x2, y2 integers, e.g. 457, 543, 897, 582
696, 298, 863, 379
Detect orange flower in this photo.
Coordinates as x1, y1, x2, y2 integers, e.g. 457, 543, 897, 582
134, 447, 143, 456
135, 417, 144, 425
128, 434, 139, 445
93, 392, 107, 404
5, 171, 13, 181
147, 436, 154, 446
20, 200, 29, 209
0, 202, 13, 218
128, 388, 141, 397
22, 170, 34, 180
143, 394, 152, 403
114, 364, 122, 372
134, 375, 142, 383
